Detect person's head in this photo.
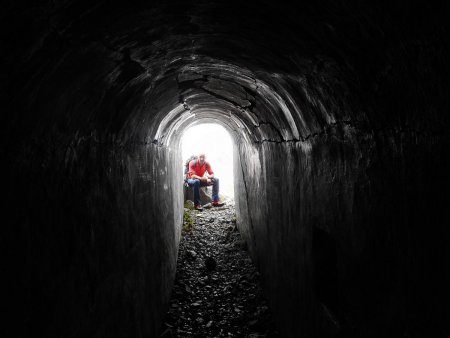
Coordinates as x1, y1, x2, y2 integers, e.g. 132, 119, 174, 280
198, 153, 206, 165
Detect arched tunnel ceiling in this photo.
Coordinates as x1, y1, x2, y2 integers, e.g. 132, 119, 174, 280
2, 1, 449, 149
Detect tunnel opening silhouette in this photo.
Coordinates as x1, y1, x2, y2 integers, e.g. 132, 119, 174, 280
3, 1, 450, 337
180, 122, 235, 202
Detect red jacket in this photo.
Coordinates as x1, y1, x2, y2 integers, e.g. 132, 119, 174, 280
188, 160, 214, 179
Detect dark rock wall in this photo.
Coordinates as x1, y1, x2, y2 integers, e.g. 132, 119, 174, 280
5, 127, 182, 337
3, 40, 183, 336
2, 1, 450, 337
236, 128, 450, 337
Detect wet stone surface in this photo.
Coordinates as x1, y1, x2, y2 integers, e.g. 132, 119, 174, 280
161, 203, 279, 337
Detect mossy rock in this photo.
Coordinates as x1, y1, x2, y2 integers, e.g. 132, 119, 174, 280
183, 210, 194, 233
184, 200, 195, 210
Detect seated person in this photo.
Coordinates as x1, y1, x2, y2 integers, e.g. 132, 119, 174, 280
186, 153, 225, 210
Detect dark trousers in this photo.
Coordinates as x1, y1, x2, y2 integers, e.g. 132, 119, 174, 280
187, 178, 220, 205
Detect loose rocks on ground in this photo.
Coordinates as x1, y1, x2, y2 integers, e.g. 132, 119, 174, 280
161, 203, 279, 337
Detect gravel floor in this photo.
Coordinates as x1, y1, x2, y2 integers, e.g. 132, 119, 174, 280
160, 202, 279, 338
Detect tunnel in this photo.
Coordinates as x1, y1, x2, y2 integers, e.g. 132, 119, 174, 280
2, 1, 450, 337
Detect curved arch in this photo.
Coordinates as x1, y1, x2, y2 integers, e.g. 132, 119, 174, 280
146, 56, 342, 150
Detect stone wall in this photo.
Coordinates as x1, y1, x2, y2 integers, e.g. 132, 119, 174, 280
5, 136, 182, 337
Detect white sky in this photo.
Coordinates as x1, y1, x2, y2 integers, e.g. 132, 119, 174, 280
181, 123, 234, 199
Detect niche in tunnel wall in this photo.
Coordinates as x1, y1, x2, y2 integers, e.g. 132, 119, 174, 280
313, 225, 338, 316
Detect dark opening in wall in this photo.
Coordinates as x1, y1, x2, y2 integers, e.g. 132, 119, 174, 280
313, 225, 338, 315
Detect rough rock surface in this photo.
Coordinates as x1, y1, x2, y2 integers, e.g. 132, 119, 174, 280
161, 203, 278, 337
184, 185, 213, 205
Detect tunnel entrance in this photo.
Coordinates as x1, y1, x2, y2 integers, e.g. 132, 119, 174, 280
161, 124, 279, 336
180, 123, 235, 202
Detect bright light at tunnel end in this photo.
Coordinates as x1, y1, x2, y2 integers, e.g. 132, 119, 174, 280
181, 123, 234, 201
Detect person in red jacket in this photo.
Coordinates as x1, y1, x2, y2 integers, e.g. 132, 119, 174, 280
187, 153, 225, 211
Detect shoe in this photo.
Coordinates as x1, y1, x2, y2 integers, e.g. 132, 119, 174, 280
195, 204, 203, 211
212, 201, 225, 207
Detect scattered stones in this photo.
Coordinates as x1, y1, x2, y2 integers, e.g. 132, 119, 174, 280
162, 203, 278, 337
184, 200, 195, 210
186, 250, 197, 259
204, 256, 217, 270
